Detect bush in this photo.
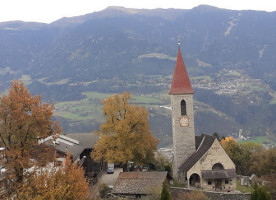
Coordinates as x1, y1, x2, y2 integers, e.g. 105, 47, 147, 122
251, 184, 272, 200
99, 184, 110, 198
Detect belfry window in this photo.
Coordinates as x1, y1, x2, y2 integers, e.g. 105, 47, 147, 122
181, 100, 186, 115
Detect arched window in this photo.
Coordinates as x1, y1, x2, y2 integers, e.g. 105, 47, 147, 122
212, 163, 224, 170
181, 100, 186, 116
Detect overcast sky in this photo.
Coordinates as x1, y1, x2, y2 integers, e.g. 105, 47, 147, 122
0, 0, 275, 23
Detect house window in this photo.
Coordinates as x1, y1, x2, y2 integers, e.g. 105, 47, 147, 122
225, 180, 229, 184
208, 180, 212, 185
181, 100, 186, 115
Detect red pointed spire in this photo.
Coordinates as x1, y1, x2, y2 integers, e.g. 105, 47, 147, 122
169, 47, 194, 95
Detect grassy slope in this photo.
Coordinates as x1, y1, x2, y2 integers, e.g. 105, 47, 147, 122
238, 136, 276, 145
54, 91, 170, 121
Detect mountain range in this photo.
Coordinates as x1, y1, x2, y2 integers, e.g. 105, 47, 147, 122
0, 5, 276, 146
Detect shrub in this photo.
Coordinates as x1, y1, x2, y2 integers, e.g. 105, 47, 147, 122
251, 184, 272, 200
99, 184, 110, 198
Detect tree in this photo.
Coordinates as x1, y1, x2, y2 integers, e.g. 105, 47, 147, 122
220, 137, 236, 148
160, 181, 171, 200
249, 148, 276, 195
91, 92, 158, 167
251, 183, 272, 200
17, 154, 88, 200
236, 142, 263, 175
260, 173, 276, 194
152, 151, 172, 172
250, 148, 276, 176
0, 81, 61, 194
221, 138, 263, 175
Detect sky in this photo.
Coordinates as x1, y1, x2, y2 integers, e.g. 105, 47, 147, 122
0, 0, 275, 23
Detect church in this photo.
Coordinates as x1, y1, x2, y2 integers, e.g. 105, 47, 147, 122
169, 46, 237, 191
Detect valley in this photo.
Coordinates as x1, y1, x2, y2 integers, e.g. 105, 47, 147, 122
0, 5, 276, 146
52, 67, 276, 146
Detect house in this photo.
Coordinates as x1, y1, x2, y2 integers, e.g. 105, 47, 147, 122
40, 134, 85, 164
65, 133, 103, 182
41, 133, 102, 183
170, 45, 236, 190
112, 171, 168, 199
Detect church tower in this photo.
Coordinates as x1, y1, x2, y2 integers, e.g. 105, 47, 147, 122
170, 46, 195, 179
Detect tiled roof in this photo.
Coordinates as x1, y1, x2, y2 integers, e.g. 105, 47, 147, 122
178, 134, 215, 173
202, 169, 237, 179
169, 47, 194, 95
112, 171, 167, 195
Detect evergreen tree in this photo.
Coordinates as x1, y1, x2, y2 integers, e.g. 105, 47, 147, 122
160, 180, 171, 200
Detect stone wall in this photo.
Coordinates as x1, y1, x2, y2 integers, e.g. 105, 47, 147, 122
170, 187, 250, 200
186, 139, 236, 190
171, 94, 195, 179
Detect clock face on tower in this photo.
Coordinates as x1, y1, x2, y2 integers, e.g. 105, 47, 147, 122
179, 116, 189, 127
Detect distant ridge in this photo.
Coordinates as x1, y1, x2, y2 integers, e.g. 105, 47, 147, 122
0, 5, 275, 142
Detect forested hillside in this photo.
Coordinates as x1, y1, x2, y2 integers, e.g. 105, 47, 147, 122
0, 5, 276, 146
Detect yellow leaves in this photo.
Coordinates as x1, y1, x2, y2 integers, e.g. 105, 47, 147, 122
0, 80, 62, 195
220, 136, 236, 148
0, 80, 62, 150
17, 154, 88, 200
91, 92, 158, 165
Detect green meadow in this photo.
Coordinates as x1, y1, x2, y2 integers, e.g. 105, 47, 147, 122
54, 91, 170, 121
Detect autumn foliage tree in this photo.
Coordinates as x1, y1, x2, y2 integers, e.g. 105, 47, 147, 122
91, 92, 158, 167
221, 137, 267, 175
250, 148, 276, 176
17, 154, 88, 200
220, 137, 236, 148
250, 148, 276, 194
0, 81, 61, 195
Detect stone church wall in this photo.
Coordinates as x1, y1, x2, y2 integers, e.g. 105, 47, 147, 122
187, 139, 236, 190
171, 94, 195, 179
